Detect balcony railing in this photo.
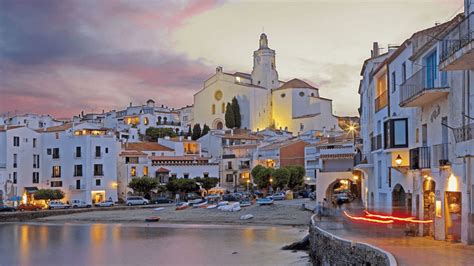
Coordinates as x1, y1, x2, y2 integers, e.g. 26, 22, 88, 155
371, 134, 382, 151
69, 185, 86, 190
375, 90, 388, 112
409, 147, 431, 170
400, 67, 449, 107
432, 143, 450, 167
354, 152, 373, 166
440, 13, 473, 63
453, 123, 474, 143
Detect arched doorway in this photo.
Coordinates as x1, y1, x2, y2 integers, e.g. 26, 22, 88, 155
325, 179, 355, 206
212, 119, 224, 130
392, 184, 407, 215
423, 179, 436, 237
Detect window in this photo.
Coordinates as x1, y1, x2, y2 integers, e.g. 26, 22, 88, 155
401, 62, 406, 82
13, 136, 20, 146
391, 72, 396, 93
125, 157, 139, 164
47, 148, 52, 155
144, 117, 149, 125
13, 154, 17, 168
51, 181, 62, 187
425, 50, 437, 88
32, 172, 39, 184
76, 180, 81, 189
384, 118, 408, 149
212, 104, 216, 115
13, 172, 17, 184
131, 166, 136, 177
171, 173, 177, 179
415, 128, 419, 143
94, 164, 103, 176
226, 174, 234, 183
203, 172, 209, 178
52, 148, 60, 159
227, 161, 233, 170
143, 166, 149, 176
33, 154, 40, 168
222, 102, 225, 113
55, 133, 59, 139
183, 173, 189, 179
105, 147, 109, 154
300, 123, 304, 131
75, 147, 81, 158
299, 91, 305, 97
95, 179, 101, 186
95, 146, 101, 157
52, 166, 61, 178
33, 138, 37, 148
281, 93, 285, 98
74, 165, 83, 177
377, 161, 382, 189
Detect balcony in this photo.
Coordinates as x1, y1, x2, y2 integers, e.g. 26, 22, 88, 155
375, 90, 388, 112
399, 67, 449, 107
409, 147, 431, 170
432, 143, 450, 167
440, 13, 474, 70
354, 152, 373, 167
453, 123, 474, 143
69, 185, 86, 190
371, 134, 382, 151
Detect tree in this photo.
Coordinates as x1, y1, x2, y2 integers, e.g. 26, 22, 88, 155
201, 124, 210, 137
128, 176, 159, 196
231, 97, 241, 128
145, 127, 177, 141
195, 177, 219, 192
167, 178, 199, 193
272, 168, 290, 189
186, 126, 192, 138
251, 165, 265, 181
34, 189, 65, 202
192, 123, 202, 140
225, 102, 235, 128
253, 166, 273, 189
286, 166, 305, 190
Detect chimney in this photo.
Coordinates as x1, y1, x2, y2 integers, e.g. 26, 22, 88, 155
216, 66, 223, 73
372, 42, 379, 58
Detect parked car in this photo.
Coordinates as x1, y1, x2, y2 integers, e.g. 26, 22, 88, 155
267, 193, 285, 201
126, 196, 149, 206
184, 192, 201, 201
151, 197, 173, 204
222, 193, 240, 202
48, 201, 71, 210
0, 205, 16, 212
309, 192, 316, 201
295, 191, 310, 198
95, 200, 114, 207
71, 199, 92, 208
17, 203, 44, 211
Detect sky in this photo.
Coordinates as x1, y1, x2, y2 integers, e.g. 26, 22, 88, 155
0, 0, 465, 118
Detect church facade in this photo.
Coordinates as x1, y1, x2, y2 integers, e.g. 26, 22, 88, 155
193, 34, 340, 135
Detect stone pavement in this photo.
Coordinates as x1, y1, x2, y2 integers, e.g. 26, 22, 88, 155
315, 208, 474, 266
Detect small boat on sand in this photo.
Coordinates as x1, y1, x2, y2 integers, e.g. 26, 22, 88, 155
145, 216, 160, 222
240, 201, 251, 207
175, 202, 189, 210
193, 201, 208, 208
217, 201, 229, 207
207, 205, 217, 209
256, 198, 274, 205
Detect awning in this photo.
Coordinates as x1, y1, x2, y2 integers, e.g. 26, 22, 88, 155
24, 187, 39, 193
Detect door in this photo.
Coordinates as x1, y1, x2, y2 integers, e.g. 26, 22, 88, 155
425, 50, 437, 89
441, 117, 448, 144
422, 124, 428, 147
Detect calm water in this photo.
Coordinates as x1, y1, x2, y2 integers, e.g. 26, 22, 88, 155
0, 223, 309, 266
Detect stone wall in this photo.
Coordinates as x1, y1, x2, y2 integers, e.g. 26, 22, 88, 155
309, 215, 397, 266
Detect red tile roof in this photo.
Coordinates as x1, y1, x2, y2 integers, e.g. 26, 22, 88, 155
123, 142, 174, 152
273, 78, 318, 91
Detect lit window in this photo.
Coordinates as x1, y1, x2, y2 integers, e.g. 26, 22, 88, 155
131, 166, 136, 177
222, 103, 225, 113
144, 117, 149, 125
212, 104, 216, 115
143, 166, 149, 176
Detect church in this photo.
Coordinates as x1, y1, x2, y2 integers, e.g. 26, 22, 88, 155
193, 33, 341, 135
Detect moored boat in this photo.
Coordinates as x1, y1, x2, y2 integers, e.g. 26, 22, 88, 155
145, 216, 160, 222
256, 198, 274, 205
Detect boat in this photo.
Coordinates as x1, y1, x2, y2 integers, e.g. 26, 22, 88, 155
154, 207, 164, 211
240, 201, 251, 207
256, 198, 274, 205
193, 201, 208, 208
175, 202, 188, 211
206, 204, 217, 209
145, 216, 160, 222
217, 201, 229, 207
188, 198, 203, 205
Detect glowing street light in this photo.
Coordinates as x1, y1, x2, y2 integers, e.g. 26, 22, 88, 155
395, 154, 403, 166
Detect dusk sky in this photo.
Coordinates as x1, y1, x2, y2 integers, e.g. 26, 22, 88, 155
0, 0, 465, 118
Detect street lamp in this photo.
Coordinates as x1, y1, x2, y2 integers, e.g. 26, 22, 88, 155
246, 179, 250, 191
395, 154, 403, 166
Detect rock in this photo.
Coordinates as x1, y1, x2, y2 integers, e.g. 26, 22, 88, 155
282, 235, 310, 251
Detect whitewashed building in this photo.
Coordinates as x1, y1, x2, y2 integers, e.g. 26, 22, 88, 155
193, 33, 341, 135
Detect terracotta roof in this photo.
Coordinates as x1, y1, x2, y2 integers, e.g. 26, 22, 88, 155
150, 156, 210, 161
273, 78, 318, 91
320, 154, 354, 159
0, 125, 25, 132
124, 142, 174, 152
156, 167, 170, 173
259, 139, 307, 151
221, 133, 263, 141
119, 150, 148, 156
36, 123, 72, 133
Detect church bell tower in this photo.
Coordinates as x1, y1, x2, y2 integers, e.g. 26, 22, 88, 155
251, 33, 279, 89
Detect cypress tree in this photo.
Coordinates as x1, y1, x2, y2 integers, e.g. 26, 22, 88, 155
201, 124, 210, 137
232, 97, 241, 128
192, 123, 202, 140
225, 102, 235, 129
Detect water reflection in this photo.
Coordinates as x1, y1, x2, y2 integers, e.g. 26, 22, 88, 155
0, 223, 308, 266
